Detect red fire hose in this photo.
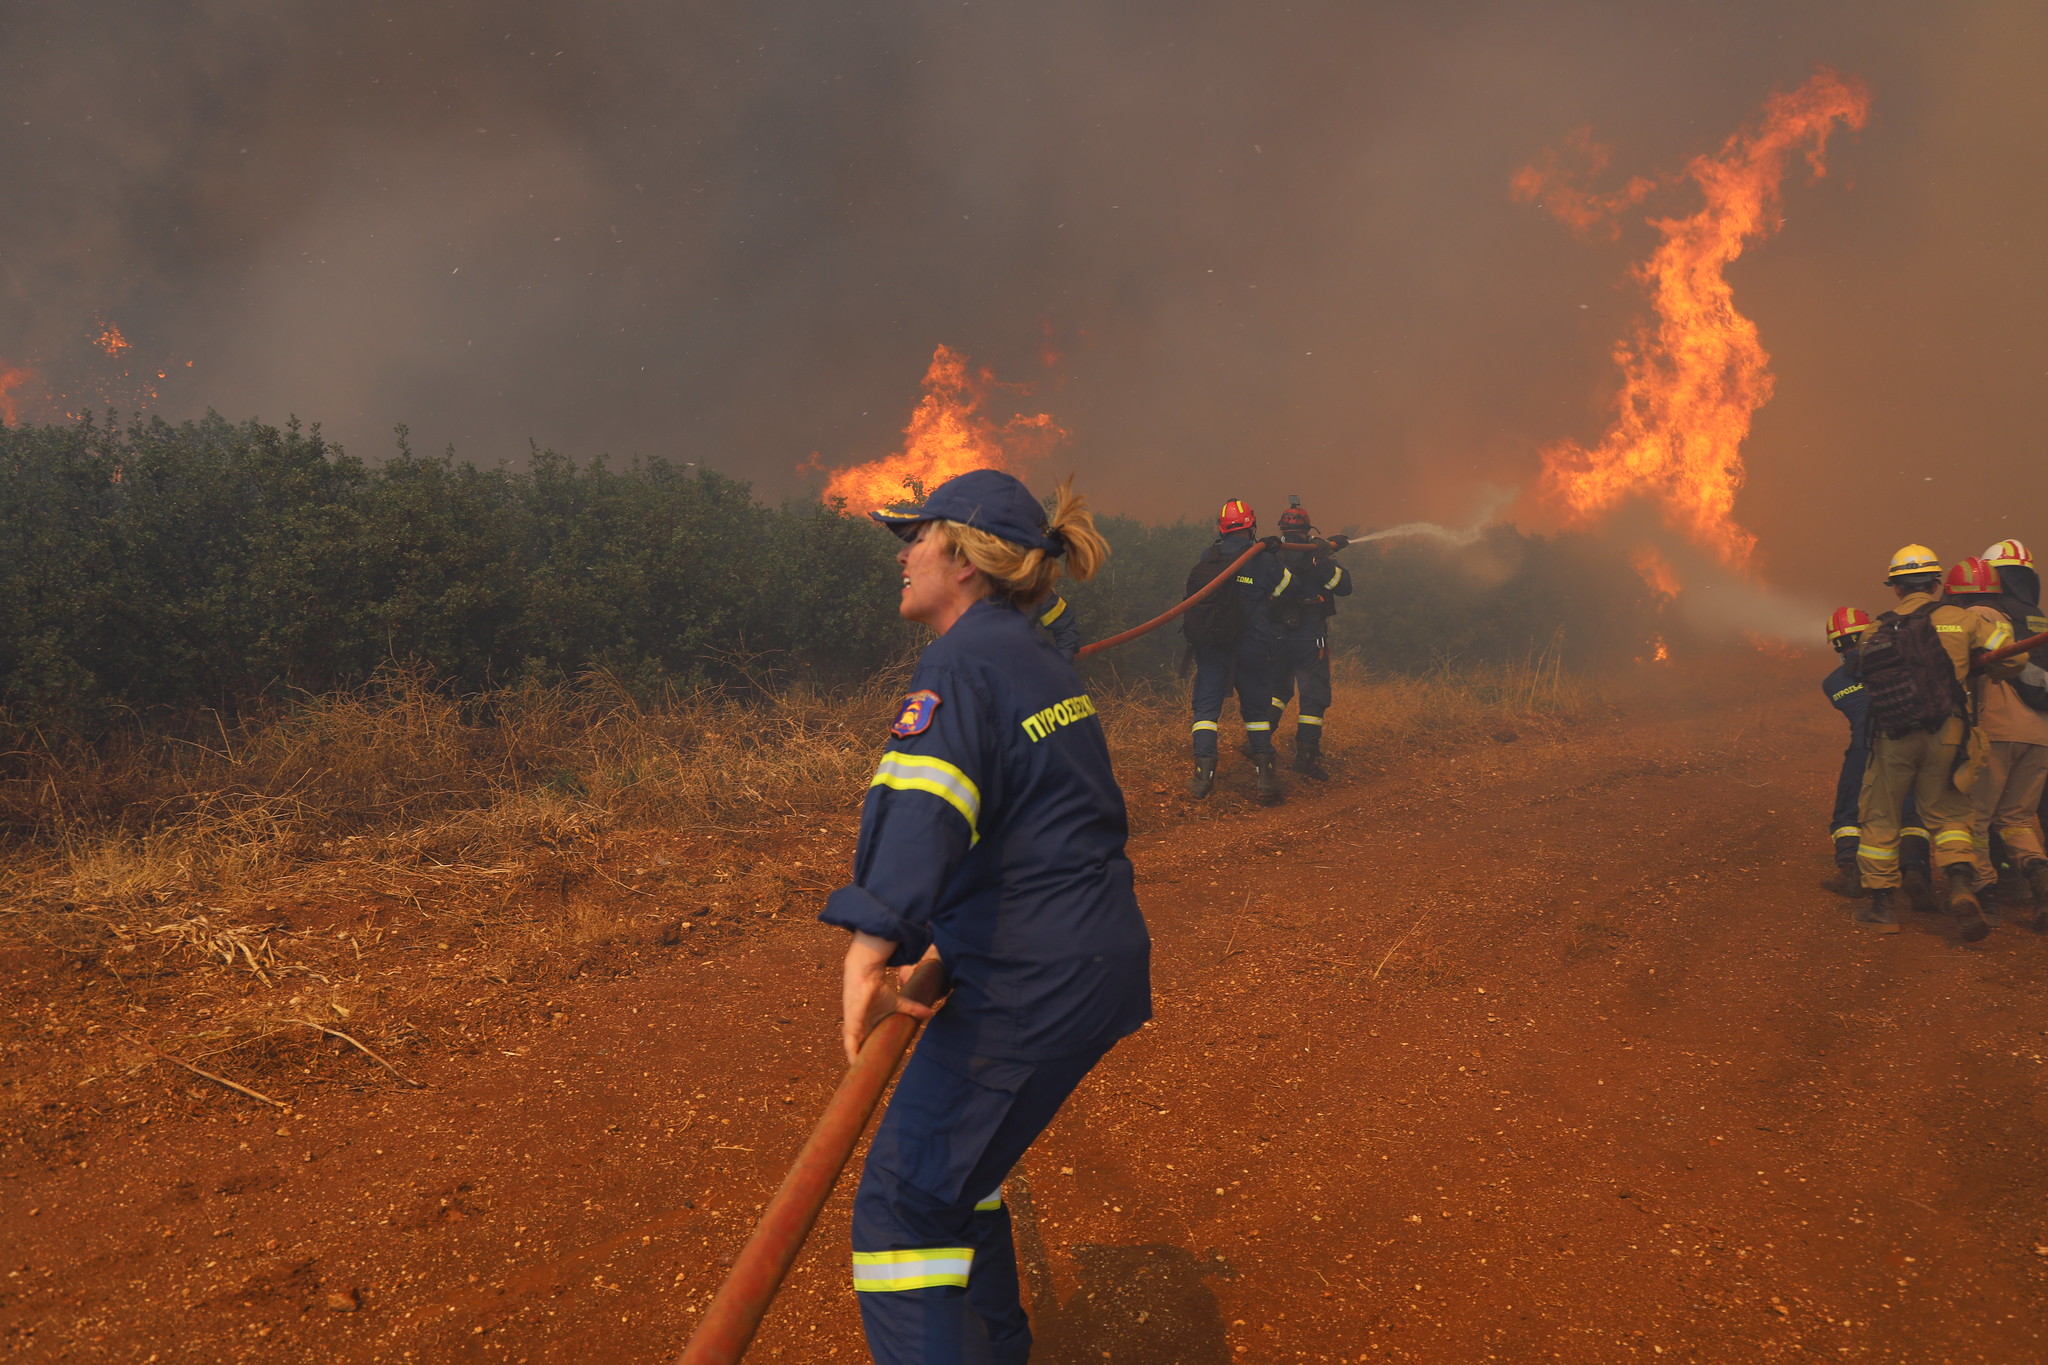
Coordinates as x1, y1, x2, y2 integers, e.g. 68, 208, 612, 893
1974, 628, 2048, 671
675, 960, 949, 1365
1074, 538, 1336, 659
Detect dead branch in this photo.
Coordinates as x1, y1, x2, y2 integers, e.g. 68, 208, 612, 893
119, 1034, 285, 1109
285, 1019, 424, 1087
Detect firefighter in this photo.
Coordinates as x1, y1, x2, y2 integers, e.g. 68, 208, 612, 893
1947, 554, 2048, 929
1267, 500, 1352, 780
1822, 608, 1933, 900
1853, 545, 2017, 938
1983, 539, 2048, 895
1180, 500, 1312, 805
822, 468, 1151, 1365
1821, 607, 1876, 896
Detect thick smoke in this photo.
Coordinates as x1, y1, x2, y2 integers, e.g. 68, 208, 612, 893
2, 1, 2043, 613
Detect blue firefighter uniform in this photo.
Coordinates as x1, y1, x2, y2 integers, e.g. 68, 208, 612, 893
821, 597, 1151, 1364
1823, 657, 1925, 877
1270, 540, 1352, 764
1033, 592, 1081, 658
1190, 530, 1312, 762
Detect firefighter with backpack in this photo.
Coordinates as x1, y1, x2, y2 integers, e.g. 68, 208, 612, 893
1853, 545, 2020, 938
1821, 608, 1934, 900
1267, 498, 1352, 780
1181, 499, 1313, 805
1948, 547, 2048, 930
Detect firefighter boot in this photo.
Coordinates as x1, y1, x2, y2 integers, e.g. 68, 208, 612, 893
1902, 864, 1939, 914
2025, 860, 2048, 935
1185, 758, 1216, 800
1251, 752, 1285, 806
1819, 861, 1865, 898
1291, 736, 1328, 781
1946, 865, 1990, 943
1854, 887, 1901, 934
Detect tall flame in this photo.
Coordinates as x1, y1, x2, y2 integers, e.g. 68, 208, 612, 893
1517, 69, 1870, 572
820, 345, 1067, 511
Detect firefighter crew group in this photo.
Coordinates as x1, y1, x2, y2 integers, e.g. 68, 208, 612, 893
1179, 497, 1352, 805
1821, 539, 2048, 939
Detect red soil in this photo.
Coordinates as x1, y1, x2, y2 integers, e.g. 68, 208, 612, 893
5, 657, 2046, 1363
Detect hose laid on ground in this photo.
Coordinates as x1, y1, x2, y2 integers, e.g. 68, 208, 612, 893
675, 959, 950, 1365
1074, 538, 1339, 660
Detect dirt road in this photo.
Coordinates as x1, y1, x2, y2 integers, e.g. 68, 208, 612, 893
7, 658, 2047, 1362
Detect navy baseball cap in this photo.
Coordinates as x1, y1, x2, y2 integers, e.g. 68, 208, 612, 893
868, 469, 1061, 555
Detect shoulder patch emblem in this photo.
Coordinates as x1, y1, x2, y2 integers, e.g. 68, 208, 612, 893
891, 689, 942, 738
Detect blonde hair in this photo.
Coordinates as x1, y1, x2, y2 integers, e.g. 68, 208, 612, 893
932, 475, 1109, 605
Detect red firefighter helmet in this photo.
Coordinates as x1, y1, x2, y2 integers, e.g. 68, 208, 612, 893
1943, 557, 2000, 595
1983, 539, 2034, 569
1217, 499, 1256, 533
1825, 606, 1874, 645
1277, 504, 1312, 533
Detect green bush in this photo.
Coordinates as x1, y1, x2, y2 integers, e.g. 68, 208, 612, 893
0, 412, 1657, 733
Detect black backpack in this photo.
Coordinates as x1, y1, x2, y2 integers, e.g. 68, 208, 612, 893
1181, 542, 1246, 646
1859, 602, 1964, 738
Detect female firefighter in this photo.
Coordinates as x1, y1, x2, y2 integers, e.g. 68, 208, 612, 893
819, 468, 1151, 1365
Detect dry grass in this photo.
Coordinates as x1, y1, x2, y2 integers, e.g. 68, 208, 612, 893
4, 648, 1584, 910
0, 652, 1588, 1126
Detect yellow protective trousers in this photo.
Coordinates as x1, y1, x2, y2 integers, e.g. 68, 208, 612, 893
1970, 739, 2048, 887
1858, 726, 1978, 890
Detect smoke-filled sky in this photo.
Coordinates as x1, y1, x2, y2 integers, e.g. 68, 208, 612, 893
3, 1, 2044, 612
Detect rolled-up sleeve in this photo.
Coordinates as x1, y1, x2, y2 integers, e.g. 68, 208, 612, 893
819, 664, 991, 966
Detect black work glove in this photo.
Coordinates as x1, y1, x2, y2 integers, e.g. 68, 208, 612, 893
1258, 535, 1283, 552
1326, 534, 1350, 551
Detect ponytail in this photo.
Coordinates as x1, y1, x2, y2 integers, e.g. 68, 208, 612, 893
933, 475, 1109, 605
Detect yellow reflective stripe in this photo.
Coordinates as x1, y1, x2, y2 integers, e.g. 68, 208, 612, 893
1933, 830, 1974, 848
1298, 715, 1323, 726
1857, 845, 1899, 862
1900, 826, 1930, 840
871, 753, 981, 841
1271, 567, 1293, 597
1243, 721, 1272, 731
1987, 619, 2014, 649
1270, 697, 1287, 709
973, 1188, 1003, 1212
1191, 720, 1219, 732
1038, 596, 1067, 626
852, 1247, 973, 1292
1324, 567, 1343, 590
1831, 825, 1860, 839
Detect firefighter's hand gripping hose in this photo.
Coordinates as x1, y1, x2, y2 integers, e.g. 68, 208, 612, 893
674, 958, 949, 1365
1074, 537, 1337, 659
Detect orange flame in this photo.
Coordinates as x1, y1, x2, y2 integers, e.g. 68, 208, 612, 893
1630, 545, 1681, 601
94, 320, 131, 356
1518, 69, 1870, 576
0, 363, 33, 425
820, 345, 1068, 512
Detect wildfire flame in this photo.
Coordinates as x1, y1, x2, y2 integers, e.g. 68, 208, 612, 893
1517, 69, 1870, 575
94, 320, 131, 357
0, 364, 33, 426
1630, 545, 1681, 601
820, 345, 1068, 512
